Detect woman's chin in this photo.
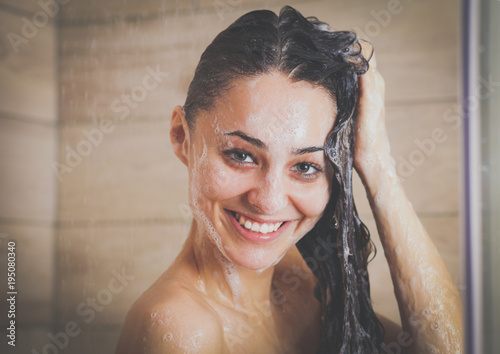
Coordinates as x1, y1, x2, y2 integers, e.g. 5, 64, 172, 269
224, 247, 288, 272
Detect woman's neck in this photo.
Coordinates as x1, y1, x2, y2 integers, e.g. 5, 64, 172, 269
186, 219, 276, 313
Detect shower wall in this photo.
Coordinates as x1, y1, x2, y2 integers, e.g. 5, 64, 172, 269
56, 1, 461, 352
0, 0, 58, 352
55, 2, 225, 351
1, 0, 461, 352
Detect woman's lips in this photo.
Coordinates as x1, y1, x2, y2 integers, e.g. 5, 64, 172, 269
225, 210, 291, 243
234, 212, 284, 233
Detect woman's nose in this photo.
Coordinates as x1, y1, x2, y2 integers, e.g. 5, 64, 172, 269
246, 172, 289, 215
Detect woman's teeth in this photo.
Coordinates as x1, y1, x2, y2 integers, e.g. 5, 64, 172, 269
234, 213, 283, 234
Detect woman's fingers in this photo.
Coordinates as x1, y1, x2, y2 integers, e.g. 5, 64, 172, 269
358, 46, 384, 110
354, 42, 390, 175
358, 40, 384, 96
360, 40, 376, 68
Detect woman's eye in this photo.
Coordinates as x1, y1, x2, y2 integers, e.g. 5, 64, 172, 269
296, 163, 315, 174
293, 162, 322, 176
225, 150, 255, 164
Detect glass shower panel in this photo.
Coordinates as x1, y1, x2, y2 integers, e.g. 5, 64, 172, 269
464, 0, 500, 353
480, 1, 500, 352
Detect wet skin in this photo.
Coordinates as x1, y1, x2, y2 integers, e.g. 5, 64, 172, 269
116, 50, 463, 353
184, 71, 336, 272
116, 71, 334, 353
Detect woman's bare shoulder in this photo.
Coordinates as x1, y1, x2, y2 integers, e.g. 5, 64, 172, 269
115, 274, 226, 354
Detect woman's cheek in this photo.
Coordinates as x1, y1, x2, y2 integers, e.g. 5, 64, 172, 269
200, 161, 246, 200
293, 182, 330, 217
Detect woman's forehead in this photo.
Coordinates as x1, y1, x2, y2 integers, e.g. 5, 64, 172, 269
203, 72, 337, 144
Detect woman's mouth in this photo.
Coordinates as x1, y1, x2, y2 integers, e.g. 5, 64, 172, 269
225, 210, 290, 243
232, 212, 284, 234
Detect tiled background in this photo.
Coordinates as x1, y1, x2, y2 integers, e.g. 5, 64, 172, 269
0, 0, 461, 352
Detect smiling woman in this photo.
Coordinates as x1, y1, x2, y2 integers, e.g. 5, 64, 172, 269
182, 73, 336, 272
114, 5, 463, 354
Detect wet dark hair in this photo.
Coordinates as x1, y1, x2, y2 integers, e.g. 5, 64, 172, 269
183, 5, 384, 353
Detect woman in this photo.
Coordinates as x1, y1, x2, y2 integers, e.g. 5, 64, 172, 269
116, 6, 463, 353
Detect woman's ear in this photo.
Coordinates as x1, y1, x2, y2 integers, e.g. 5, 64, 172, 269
170, 105, 190, 166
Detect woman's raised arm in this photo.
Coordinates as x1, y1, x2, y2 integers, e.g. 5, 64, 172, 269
354, 50, 463, 353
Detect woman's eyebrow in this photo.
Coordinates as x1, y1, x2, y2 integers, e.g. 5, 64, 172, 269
224, 131, 266, 149
223, 131, 324, 155
292, 146, 325, 155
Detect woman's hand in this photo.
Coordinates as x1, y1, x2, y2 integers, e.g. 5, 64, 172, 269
353, 45, 394, 185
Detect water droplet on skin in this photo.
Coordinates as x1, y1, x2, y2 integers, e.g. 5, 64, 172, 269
162, 332, 173, 342
151, 312, 157, 318
423, 308, 430, 316
431, 322, 439, 330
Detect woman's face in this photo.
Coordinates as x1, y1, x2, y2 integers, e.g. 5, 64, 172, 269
185, 71, 336, 270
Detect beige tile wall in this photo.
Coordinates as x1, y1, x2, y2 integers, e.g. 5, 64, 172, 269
0, 0, 50, 15
0, 1, 58, 352
0, 224, 55, 325
56, 222, 190, 325
0, 118, 58, 221
6, 0, 460, 352
0, 8, 57, 123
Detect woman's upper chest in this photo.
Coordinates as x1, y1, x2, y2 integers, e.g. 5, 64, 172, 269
211, 278, 321, 353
